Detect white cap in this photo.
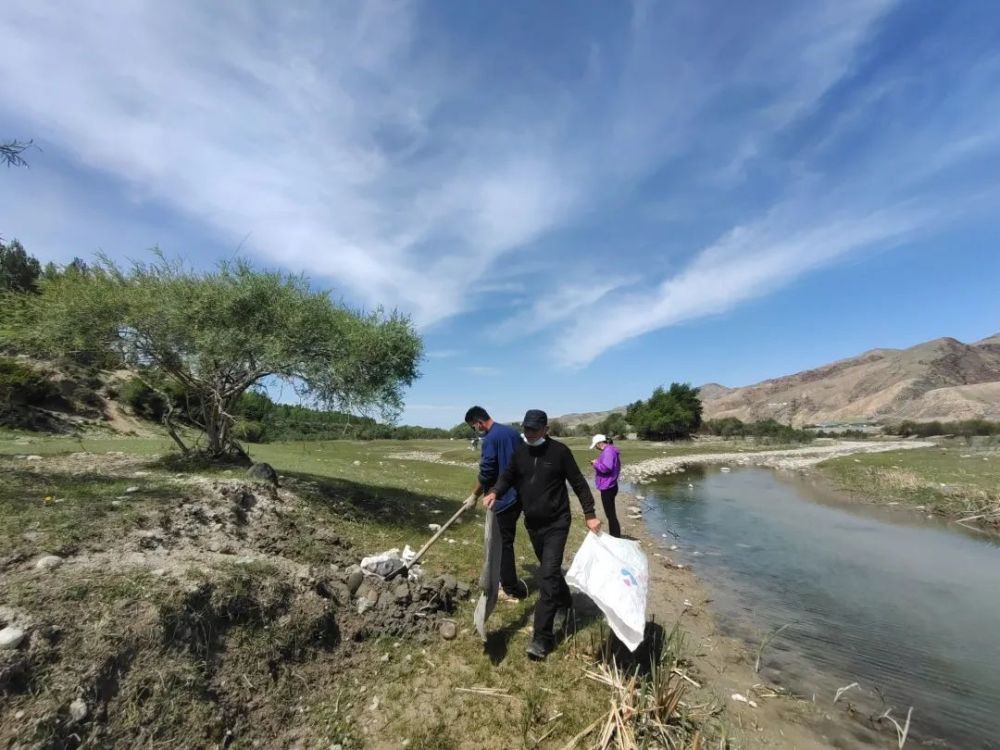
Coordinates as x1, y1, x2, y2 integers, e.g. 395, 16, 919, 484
589, 434, 607, 449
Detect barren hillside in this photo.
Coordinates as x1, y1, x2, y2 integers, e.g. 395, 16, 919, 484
557, 332, 1000, 427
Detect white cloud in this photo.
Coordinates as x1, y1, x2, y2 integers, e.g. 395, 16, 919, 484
3, 0, 996, 371
555, 201, 928, 367
0, 0, 579, 326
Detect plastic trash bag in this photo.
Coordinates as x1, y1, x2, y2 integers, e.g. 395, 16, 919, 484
360, 545, 418, 578
566, 532, 649, 652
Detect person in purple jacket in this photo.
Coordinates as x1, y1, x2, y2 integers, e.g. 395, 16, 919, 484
590, 433, 622, 538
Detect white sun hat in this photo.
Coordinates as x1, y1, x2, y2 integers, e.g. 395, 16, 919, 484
589, 433, 608, 449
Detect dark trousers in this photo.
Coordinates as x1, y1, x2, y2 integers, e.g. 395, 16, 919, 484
527, 520, 572, 646
601, 486, 621, 538
496, 499, 523, 593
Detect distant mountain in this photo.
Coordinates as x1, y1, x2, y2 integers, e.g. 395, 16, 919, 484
555, 332, 1000, 427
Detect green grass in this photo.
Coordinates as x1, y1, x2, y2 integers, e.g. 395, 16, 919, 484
0, 431, 731, 747
819, 440, 1000, 525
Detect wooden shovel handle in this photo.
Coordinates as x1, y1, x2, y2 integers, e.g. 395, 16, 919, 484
409, 497, 474, 567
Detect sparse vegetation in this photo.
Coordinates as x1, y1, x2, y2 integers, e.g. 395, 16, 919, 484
885, 419, 1000, 439
819, 441, 1000, 529
701, 417, 815, 443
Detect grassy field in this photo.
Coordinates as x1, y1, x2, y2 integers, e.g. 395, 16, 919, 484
1, 431, 733, 749
818, 438, 1000, 528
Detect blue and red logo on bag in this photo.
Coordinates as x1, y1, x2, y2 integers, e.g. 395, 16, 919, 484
621, 568, 638, 587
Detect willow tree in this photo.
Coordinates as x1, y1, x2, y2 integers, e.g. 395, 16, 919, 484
4, 255, 422, 458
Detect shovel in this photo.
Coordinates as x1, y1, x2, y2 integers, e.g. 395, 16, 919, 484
383, 495, 476, 580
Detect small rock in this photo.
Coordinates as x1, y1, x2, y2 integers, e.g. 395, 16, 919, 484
455, 582, 471, 599
70, 698, 88, 722
353, 460, 361, 466
35, 555, 64, 571
439, 621, 457, 640
427, 523, 442, 532
347, 569, 364, 595
14, 710, 25, 719
125, 486, 140, 494
720, 467, 731, 473
393, 583, 411, 604
0, 626, 26, 649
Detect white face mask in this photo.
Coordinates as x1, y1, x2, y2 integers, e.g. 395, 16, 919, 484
522, 434, 546, 447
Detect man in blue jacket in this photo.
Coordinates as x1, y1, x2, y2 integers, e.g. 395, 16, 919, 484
464, 405, 529, 601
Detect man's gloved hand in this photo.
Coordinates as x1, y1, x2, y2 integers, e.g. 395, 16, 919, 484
461, 493, 478, 511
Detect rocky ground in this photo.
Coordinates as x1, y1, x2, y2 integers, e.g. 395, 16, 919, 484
0, 457, 470, 749
621, 440, 934, 482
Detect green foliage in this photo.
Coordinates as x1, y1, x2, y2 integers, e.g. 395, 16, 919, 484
701, 417, 745, 438
888, 419, 1000, 438
233, 419, 267, 444
548, 419, 567, 437
0, 239, 41, 294
701, 417, 814, 443
626, 383, 703, 440
572, 422, 595, 438
119, 377, 191, 422
0, 358, 58, 406
449, 422, 473, 439
3, 254, 423, 457
599, 412, 628, 438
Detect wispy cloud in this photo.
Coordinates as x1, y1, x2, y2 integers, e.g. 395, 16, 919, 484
2, 0, 997, 373
0, 0, 579, 325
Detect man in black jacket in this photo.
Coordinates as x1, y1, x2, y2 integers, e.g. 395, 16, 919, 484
483, 409, 601, 660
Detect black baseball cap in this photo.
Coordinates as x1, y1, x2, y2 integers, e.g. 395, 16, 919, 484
522, 409, 548, 429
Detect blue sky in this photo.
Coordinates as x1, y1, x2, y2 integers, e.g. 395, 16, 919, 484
2, 1, 999, 427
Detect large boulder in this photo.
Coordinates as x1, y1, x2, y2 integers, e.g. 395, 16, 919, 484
246, 462, 279, 487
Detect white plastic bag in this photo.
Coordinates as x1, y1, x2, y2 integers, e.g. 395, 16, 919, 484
566, 532, 649, 651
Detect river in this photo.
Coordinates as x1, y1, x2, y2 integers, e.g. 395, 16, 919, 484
635, 467, 1000, 749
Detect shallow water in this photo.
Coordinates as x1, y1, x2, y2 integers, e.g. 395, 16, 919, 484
636, 467, 1000, 749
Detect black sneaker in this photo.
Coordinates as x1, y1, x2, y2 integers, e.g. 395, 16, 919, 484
526, 638, 550, 661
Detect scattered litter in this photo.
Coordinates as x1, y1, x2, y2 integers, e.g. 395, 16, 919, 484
0, 626, 26, 650
353, 460, 361, 466
683, 599, 692, 608
69, 698, 88, 722
125, 486, 140, 494
34, 555, 64, 571
731, 693, 758, 708
360, 546, 417, 578
427, 524, 442, 532
833, 682, 859, 703
720, 467, 731, 473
